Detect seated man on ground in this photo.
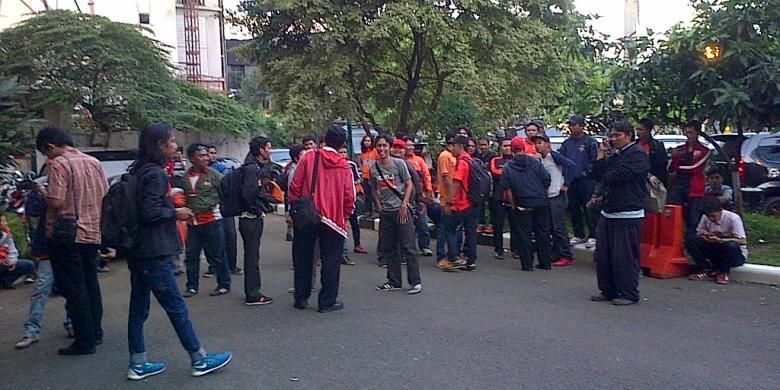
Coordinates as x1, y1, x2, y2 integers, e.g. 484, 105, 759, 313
687, 196, 747, 285
0, 213, 35, 289
704, 168, 734, 210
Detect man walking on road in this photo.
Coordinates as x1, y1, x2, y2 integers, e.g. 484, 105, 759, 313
405, 138, 434, 257
36, 126, 108, 356
590, 121, 650, 306
488, 138, 514, 259
289, 126, 355, 312
445, 135, 479, 271
372, 135, 422, 294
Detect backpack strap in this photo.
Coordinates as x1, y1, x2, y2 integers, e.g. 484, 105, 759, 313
375, 161, 405, 202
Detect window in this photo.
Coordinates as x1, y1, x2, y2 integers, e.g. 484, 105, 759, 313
177, 0, 206, 5
139, 13, 150, 24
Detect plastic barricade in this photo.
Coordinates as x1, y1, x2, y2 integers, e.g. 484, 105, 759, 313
639, 212, 660, 269
641, 205, 690, 279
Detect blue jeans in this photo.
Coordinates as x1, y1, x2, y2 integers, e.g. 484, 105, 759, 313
24, 260, 54, 338
0, 258, 34, 286
416, 209, 431, 250
436, 214, 463, 260
128, 256, 206, 365
185, 220, 231, 292
447, 207, 479, 264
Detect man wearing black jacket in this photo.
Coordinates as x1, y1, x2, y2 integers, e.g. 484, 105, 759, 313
502, 136, 552, 271
239, 137, 276, 306
590, 121, 650, 306
636, 118, 668, 186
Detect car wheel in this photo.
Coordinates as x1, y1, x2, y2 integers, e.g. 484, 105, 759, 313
763, 196, 780, 216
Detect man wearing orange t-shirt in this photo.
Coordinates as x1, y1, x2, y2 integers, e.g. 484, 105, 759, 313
405, 139, 434, 256
444, 135, 479, 271
435, 130, 460, 270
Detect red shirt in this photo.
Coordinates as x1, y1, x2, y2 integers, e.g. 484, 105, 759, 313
451, 154, 473, 212
669, 142, 710, 198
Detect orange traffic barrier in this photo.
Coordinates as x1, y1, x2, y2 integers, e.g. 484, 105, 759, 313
639, 212, 660, 270
641, 205, 690, 279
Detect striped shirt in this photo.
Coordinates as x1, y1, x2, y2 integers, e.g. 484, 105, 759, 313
48, 149, 109, 244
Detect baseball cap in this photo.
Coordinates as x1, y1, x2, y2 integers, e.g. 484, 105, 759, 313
392, 139, 407, 149
526, 119, 546, 129
566, 115, 586, 125
530, 134, 550, 143
511, 136, 526, 152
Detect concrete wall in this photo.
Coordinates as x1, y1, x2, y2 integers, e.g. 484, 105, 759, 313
106, 130, 250, 161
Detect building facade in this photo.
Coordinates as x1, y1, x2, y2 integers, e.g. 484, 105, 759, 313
0, 0, 226, 90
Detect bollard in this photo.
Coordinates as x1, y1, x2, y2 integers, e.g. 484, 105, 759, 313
642, 205, 690, 278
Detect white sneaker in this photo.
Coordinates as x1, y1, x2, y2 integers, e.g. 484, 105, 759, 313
407, 284, 422, 295
585, 238, 597, 249
569, 237, 584, 246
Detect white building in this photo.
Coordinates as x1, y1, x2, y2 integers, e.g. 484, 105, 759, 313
0, 0, 226, 90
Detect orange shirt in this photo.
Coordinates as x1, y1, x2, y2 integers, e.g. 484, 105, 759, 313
437, 149, 456, 206
406, 154, 433, 194
360, 149, 379, 180
451, 154, 472, 212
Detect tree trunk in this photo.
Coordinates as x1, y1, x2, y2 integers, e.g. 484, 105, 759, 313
398, 31, 425, 134
732, 121, 744, 214
346, 65, 377, 132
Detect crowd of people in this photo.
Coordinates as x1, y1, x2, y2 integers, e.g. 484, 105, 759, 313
0, 115, 749, 381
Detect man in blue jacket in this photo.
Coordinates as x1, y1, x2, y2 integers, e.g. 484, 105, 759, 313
559, 115, 599, 247
502, 136, 552, 271
590, 121, 650, 306
532, 134, 578, 267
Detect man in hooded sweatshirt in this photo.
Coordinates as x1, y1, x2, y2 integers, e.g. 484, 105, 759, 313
502, 136, 552, 271
289, 125, 356, 313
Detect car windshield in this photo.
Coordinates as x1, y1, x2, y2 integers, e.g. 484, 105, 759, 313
755, 145, 780, 165
271, 150, 289, 163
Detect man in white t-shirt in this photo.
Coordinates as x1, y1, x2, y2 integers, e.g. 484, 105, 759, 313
687, 197, 747, 285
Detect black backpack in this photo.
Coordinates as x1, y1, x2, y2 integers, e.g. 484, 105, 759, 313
466, 158, 493, 203
219, 165, 246, 218
101, 164, 153, 251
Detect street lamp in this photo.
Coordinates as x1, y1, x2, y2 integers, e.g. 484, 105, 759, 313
703, 43, 722, 61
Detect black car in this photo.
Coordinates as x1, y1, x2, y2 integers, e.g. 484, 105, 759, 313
739, 133, 780, 214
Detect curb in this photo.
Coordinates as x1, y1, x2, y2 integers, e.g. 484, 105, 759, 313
272, 205, 778, 286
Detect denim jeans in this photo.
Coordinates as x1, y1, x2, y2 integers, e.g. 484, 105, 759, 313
436, 214, 463, 261
223, 217, 239, 272
0, 258, 34, 287
490, 199, 512, 254
415, 206, 431, 251
185, 220, 231, 292
24, 260, 54, 339
293, 223, 345, 308
128, 256, 206, 365
447, 206, 479, 264
48, 242, 103, 349
688, 238, 746, 274
567, 177, 596, 239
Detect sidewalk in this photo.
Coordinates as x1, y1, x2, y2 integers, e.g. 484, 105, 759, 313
273, 204, 779, 286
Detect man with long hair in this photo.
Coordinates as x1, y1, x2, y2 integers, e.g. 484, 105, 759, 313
126, 123, 231, 379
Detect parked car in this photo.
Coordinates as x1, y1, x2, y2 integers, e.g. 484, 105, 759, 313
738, 133, 780, 215
654, 135, 716, 157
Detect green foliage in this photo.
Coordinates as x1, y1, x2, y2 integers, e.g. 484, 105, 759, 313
611, 0, 780, 130
4, 213, 29, 256
230, 0, 587, 141
0, 10, 176, 133
743, 212, 780, 266
0, 77, 33, 168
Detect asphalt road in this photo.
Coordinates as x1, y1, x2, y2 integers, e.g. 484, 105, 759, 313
1, 214, 778, 389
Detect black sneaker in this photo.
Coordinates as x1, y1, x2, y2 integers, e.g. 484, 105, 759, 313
231, 268, 243, 275
375, 282, 401, 291
245, 294, 273, 305
463, 264, 477, 271
203, 271, 215, 278
183, 289, 198, 298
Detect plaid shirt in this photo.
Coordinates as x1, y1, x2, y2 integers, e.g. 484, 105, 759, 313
47, 149, 109, 244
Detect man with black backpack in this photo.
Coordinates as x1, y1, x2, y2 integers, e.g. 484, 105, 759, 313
444, 135, 489, 271
371, 135, 422, 294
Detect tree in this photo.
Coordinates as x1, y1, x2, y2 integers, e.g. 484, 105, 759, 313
0, 10, 177, 133
230, 1, 586, 139
0, 77, 33, 168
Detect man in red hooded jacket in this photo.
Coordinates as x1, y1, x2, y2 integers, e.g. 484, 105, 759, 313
289, 125, 356, 313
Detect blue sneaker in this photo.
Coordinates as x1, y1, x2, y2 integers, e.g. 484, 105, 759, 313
191, 352, 232, 377
127, 362, 166, 380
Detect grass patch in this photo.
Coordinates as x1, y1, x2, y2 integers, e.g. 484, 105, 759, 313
743, 212, 780, 267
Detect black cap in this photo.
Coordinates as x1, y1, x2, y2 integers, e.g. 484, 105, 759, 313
530, 134, 550, 143
567, 115, 586, 125
526, 119, 545, 129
